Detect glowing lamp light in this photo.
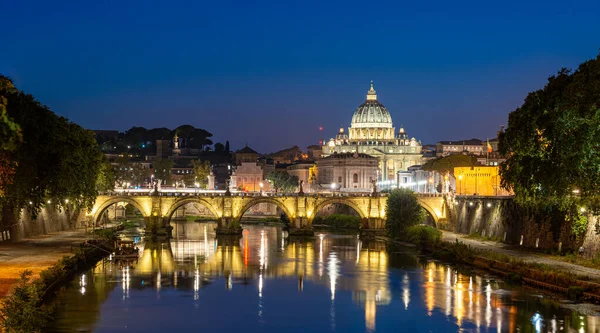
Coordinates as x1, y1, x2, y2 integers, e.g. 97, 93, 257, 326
580, 207, 586, 213
47, 200, 51, 204
331, 183, 336, 190
469, 202, 473, 206
486, 203, 491, 208
65, 199, 69, 203
29, 201, 33, 205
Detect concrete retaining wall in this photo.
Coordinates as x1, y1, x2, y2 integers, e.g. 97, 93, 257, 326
448, 196, 583, 253
2, 206, 84, 241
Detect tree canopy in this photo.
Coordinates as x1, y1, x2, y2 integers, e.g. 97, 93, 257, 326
422, 154, 477, 176
0, 76, 104, 222
152, 158, 174, 185
267, 171, 299, 193
385, 188, 425, 238
499, 53, 600, 210
96, 125, 215, 155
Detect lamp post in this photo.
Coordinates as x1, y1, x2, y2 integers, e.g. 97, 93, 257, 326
331, 182, 336, 194
260, 182, 263, 195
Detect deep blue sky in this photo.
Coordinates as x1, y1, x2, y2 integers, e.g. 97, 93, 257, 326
2, 0, 599, 153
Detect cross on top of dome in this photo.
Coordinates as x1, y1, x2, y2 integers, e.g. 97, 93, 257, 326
366, 80, 377, 100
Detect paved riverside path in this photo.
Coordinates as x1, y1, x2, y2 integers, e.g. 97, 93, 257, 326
442, 231, 600, 281
0, 230, 87, 298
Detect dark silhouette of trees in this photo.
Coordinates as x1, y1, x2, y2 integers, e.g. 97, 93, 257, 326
499, 53, 600, 210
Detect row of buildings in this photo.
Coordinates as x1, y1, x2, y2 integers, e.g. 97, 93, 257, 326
97, 82, 508, 196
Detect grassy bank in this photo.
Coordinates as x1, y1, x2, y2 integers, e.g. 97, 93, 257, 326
0, 240, 112, 333
402, 225, 600, 303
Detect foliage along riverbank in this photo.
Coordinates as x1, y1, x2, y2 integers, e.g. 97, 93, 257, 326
0, 240, 113, 333
403, 225, 600, 303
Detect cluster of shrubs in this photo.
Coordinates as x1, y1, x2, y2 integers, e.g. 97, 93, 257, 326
313, 214, 361, 229
405, 225, 442, 247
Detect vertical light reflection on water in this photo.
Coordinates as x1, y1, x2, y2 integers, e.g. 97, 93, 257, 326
204, 225, 209, 255
319, 234, 324, 277
445, 266, 451, 317
497, 307, 503, 332
468, 276, 473, 323
122, 266, 130, 300
402, 273, 410, 310
425, 263, 434, 315
328, 252, 339, 301
455, 275, 463, 326
356, 235, 361, 265
485, 281, 492, 328
79, 274, 86, 295
194, 269, 199, 300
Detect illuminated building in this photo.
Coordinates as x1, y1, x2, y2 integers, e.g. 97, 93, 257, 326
454, 166, 513, 196
316, 152, 378, 191
321, 82, 423, 182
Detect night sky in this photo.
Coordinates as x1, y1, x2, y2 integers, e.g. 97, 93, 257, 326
2, 0, 599, 153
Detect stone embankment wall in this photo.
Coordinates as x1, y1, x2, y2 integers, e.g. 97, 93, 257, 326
447, 196, 584, 253
1, 206, 84, 242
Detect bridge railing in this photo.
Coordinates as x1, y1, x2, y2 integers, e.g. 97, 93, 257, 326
98, 190, 386, 198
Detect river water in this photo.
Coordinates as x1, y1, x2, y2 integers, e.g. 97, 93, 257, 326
46, 223, 597, 332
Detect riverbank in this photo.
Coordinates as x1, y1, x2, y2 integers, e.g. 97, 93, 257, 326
413, 229, 600, 302
0, 230, 87, 299
442, 230, 600, 281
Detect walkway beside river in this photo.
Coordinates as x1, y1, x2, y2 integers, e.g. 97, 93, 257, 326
442, 230, 600, 280
0, 230, 87, 298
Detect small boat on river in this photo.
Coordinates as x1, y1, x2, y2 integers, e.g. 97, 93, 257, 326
114, 239, 139, 259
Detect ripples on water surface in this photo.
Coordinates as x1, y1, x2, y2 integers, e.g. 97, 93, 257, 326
47, 223, 596, 332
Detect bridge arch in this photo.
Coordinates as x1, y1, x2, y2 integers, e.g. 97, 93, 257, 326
416, 199, 440, 225
93, 197, 149, 225
164, 198, 221, 222
236, 197, 294, 222
312, 198, 368, 220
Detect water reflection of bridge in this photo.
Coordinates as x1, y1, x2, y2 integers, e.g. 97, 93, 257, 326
81, 223, 598, 332
122, 222, 391, 330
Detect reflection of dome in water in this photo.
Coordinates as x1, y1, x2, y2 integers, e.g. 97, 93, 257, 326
350, 82, 393, 129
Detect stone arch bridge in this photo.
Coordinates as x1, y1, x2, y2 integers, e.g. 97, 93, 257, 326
88, 192, 447, 236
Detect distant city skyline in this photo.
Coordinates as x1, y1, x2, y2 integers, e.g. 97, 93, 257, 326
2, 0, 600, 152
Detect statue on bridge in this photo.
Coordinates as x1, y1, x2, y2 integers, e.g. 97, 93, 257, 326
371, 179, 378, 195
225, 180, 231, 195
298, 180, 304, 195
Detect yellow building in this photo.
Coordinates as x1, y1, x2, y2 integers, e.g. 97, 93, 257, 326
453, 166, 512, 196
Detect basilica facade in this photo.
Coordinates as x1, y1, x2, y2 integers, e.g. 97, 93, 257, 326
321, 82, 423, 182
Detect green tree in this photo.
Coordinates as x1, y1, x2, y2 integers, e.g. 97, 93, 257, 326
267, 170, 299, 193
0, 75, 21, 151
96, 157, 115, 192
153, 158, 174, 185
0, 76, 22, 197
0, 270, 51, 333
190, 160, 211, 188
422, 154, 476, 176
1, 78, 103, 231
385, 188, 425, 239
499, 53, 600, 210
114, 156, 132, 187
